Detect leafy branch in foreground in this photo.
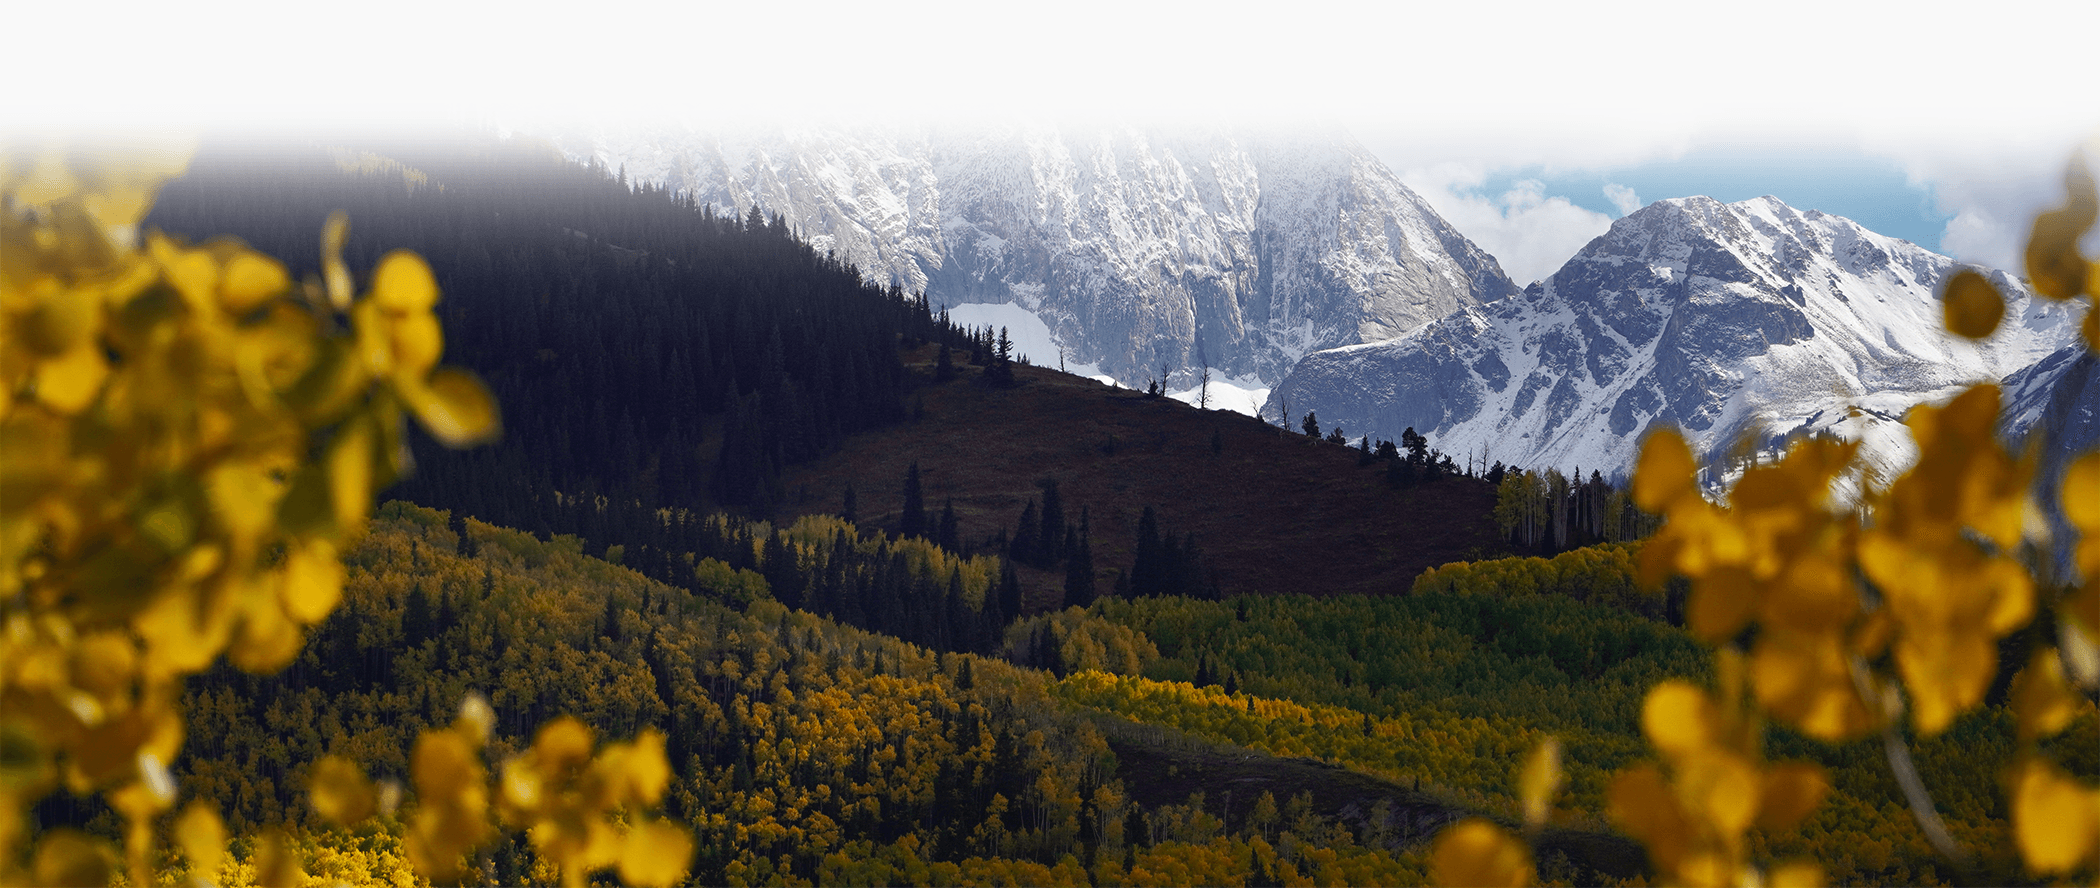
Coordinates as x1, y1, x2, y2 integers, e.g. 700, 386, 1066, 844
1, 146, 686, 886
1433, 153, 2100, 886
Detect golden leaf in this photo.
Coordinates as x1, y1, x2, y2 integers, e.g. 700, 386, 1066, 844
34, 342, 108, 414
1756, 763, 1828, 832
69, 632, 135, 699
372, 249, 440, 314
218, 251, 288, 315
326, 415, 374, 535
1634, 429, 1697, 514
1896, 629, 1995, 736
1608, 765, 1688, 871
2024, 156, 2096, 300
1686, 566, 1757, 643
252, 829, 307, 888
1690, 750, 1762, 836
400, 367, 500, 447
619, 821, 696, 888
230, 596, 304, 673
280, 539, 343, 624
1941, 269, 2006, 339
1751, 628, 1872, 742
2010, 649, 2083, 741
533, 716, 595, 774
2065, 451, 2100, 533
174, 801, 225, 879
205, 461, 279, 544
617, 727, 673, 807
1642, 681, 1713, 758
308, 754, 376, 826
31, 828, 114, 888
1430, 818, 1533, 888
1767, 861, 1824, 888
413, 729, 481, 801
1762, 552, 1858, 634
1519, 735, 1561, 828
20, 284, 98, 356
2010, 757, 2100, 874
389, 312, 443, 377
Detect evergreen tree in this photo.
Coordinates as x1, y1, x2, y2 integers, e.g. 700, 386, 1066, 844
1402, 426, 1430, 468
900, 461, 926, 539
935, 342, 957, 382
1036, 479, 1065, 565
1301, 411, 1320, 438
1011, 499, 1039, 567
404, 582, 435, 648
984, 326, 1016, 386
995, 557, 1022, 625
937, 498, 960, 554
1063, 526, 1095, 609
840, 484, 857, 525
1132, 506, 1164, 598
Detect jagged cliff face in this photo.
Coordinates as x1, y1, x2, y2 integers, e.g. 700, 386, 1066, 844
559, 123, 1517, 387
1267, 195, 2082, 480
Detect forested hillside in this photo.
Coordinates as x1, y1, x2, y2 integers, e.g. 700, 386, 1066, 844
16, 140, 2081, 887
146, 138, 965, 537
166, 504, 1470, 886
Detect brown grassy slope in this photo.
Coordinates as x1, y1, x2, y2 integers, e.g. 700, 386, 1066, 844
767, 346, 1508, 609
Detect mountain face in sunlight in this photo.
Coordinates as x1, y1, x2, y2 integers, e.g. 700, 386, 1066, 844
1267, 195, 2080, 481
558, 123, 1518, 388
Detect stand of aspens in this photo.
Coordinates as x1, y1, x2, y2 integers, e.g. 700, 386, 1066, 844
1, 146, 691, 887
1432, 154, 2100, 887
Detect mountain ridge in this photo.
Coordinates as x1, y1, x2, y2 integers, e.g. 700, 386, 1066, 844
553, 122, 1518, 387
1264, 193, 2081, 482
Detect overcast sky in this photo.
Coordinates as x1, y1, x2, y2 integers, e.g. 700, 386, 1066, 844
16, 0, 2096, 284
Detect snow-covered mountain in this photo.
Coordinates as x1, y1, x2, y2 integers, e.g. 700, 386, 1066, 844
1264, 195, 2083, 482
552, 123, 1517, 388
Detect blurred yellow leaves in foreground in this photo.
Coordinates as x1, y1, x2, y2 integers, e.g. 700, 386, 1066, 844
1, 145, 684, 886
1436, 153, 2100, 885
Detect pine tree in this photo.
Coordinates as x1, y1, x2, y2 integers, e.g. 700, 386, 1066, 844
841, 484, 857, 525
936, 342, 957, 382
937, 498, 960, 554
995, 557, 1022, 625
1132, 506, 1163, 598
1037, 479, 1065, 565
900, 461, 926, 539
1301, 411, 1320, 438
1011, 499, 1039, 567
1063, 527, 1095, 608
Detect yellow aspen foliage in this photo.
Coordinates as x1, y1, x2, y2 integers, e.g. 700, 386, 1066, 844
0, 147, 706, 888
1529, 152, 2100, 884
1430, 818, 1531, 888
494, 716, 690, 887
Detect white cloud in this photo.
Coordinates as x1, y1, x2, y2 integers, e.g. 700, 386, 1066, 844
1603, 184, 1642, 218
1861, 132, 2100, 273
1402, 165, 1616, 286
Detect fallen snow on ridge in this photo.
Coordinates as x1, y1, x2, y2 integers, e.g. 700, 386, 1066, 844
1169, 376, 1272, 419
944, 302, 1105, 379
